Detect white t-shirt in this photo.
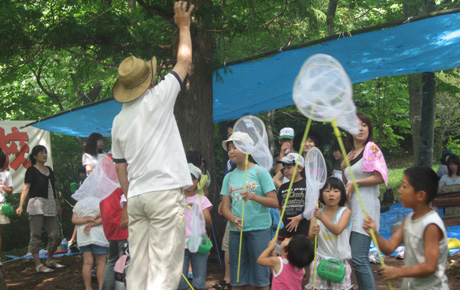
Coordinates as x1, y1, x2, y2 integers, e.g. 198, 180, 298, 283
73, 197, 109, 248
0, 171, 13, 203
111, 72, 192, 199
439, 174, 460, 187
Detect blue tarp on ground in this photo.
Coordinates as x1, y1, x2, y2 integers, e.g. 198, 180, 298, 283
29, 13, 460, 137
4, 251, 80, 264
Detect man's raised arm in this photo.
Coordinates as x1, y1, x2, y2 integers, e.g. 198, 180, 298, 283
172, 1, 194, 82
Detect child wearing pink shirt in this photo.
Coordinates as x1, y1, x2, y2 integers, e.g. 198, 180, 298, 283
178, 164, 213, 290
258, 235, 314, 290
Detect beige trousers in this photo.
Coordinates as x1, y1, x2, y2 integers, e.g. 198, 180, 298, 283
127, 189, 186, 290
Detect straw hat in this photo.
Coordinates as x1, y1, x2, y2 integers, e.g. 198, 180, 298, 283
113, 56, 157, 103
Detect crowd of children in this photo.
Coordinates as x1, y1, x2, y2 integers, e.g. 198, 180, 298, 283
0, 119, 451, 290
2, 135, 451, 290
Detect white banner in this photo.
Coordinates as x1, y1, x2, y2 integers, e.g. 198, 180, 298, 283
0, 121, 52, 194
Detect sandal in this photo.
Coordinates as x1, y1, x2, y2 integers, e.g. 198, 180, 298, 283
36, 263, 54, 274
45, 260, 65, 269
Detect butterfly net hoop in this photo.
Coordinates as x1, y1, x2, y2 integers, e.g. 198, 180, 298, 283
303, 147, 327, 219
233, 116, 272, 170
293, 54, 353, 122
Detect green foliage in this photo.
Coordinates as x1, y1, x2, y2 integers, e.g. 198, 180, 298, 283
435, 69, 460, 157
353, 76, 411, 153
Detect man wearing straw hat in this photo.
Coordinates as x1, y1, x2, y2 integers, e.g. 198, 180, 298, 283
111, 2, 194, 289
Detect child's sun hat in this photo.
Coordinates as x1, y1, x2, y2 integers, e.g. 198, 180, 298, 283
221, 132, 254, 151
188, 163, 202, 180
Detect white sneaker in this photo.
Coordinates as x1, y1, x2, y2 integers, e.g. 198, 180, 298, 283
368, 252, 381, 264
396, 248, 405, 260
0, 258, 3, 267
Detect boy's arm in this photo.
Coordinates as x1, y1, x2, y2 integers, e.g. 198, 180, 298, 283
257, 239, 280, 272
363, 216, 403, 255
380, 224, 443, 280
172, 1, 194, 82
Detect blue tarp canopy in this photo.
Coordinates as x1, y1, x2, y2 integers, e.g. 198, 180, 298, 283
30, 12, 460, 137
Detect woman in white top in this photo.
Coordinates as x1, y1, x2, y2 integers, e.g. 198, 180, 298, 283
82, 132, 106, 175
438, 154, 460, 192
342, 113, 388, 290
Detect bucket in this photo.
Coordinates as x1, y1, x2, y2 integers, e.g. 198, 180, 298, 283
187, 235, 212, 255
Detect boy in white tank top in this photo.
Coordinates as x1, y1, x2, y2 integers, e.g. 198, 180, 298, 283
363, 166, 449, 289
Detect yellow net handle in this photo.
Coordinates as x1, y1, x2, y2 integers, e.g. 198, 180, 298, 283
182, 273, 195, 289
312, 202, 320, 290
236, 154, 249, 283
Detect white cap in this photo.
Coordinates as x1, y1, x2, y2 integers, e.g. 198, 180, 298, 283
279, 127, 295, 139
277, 152, 304, 166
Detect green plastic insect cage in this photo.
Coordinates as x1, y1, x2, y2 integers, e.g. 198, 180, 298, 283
187, 235, 212, 255
1, 202, 15, 217
317, 258, 346, 282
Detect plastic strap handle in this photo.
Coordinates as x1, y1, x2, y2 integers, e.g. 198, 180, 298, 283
274, 118, 313, 241
236, 153, 249, 283
331, 119, 393, 290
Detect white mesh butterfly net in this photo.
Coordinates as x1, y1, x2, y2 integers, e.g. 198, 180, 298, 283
233, 115, 273, 170
293, 54, 353, 122
72, 156, 120, 202
303, 147, 327, 219
336, 96, 359, 134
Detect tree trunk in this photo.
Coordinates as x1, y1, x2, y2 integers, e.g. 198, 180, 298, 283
418, 72, 436, 167
174, 0, 226, 242
326, 0, 338, 36
408, 74, 423, 163
266, 110, 276, 156
405, 0, 436, 165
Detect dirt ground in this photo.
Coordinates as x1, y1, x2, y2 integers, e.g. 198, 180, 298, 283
1, 253, 460, 289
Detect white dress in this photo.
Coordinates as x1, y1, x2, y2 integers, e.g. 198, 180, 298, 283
344, 157, 380, 236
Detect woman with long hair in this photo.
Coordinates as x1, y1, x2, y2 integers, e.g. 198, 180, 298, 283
342, 113, 388, 290
82, 132, 106, 175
